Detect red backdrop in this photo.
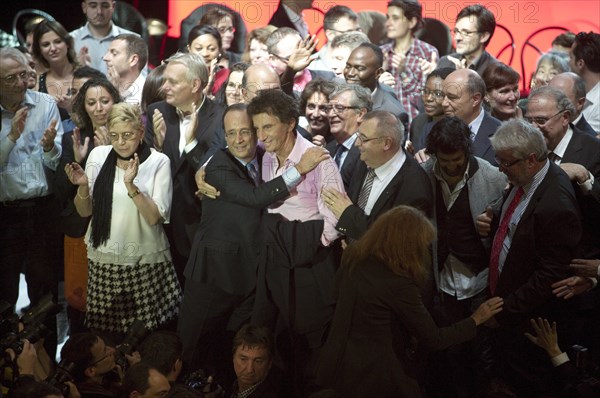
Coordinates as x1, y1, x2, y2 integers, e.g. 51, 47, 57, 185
168, 0, 600, 90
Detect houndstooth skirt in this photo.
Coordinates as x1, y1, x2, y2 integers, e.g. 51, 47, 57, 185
85, 259, 182, 334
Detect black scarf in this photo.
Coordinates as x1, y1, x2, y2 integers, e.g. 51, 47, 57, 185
90, 141, 151, 249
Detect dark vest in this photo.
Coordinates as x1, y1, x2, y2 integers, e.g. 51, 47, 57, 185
435, 163, 488, 273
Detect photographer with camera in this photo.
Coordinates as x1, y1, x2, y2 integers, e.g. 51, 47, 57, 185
59, 332, 138, 398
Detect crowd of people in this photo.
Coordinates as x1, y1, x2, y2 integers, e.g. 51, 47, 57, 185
1, 1, 599, 397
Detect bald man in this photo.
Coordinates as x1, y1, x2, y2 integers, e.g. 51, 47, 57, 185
242, 64, 281, 102
550, 72, 597, 137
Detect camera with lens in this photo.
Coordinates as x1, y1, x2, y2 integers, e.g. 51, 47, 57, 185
184, 369, 223, 397
0, 294, 59, 358
47, 359, 76, 397
115, 319, 148, 371
568, 345, 600, 397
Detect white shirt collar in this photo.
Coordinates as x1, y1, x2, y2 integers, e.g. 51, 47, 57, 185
552, 126, 573, 159
469, 107, 485, 138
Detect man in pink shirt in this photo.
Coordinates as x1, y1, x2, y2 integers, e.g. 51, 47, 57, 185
247, 89, 345, 396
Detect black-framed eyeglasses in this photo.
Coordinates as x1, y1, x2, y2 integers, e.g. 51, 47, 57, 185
453, 28, 479, 37
324, 104, 359, 114
495, 157, 525, 169
421, 88, 445, 100
524, 110, 565, 126
356, 132, 386, 144
88, 353, 110, 367
270, 53, 290, 63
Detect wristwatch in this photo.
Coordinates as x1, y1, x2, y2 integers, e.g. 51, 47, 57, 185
128, 189, 141, 198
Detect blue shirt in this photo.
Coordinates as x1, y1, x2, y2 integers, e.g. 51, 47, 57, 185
1, 90, 63, 201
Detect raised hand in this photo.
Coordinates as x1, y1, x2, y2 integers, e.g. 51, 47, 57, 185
185, 103, 198, 145
64, 162, 88, 186
390, 51, 406, 72
124, 153, 140, 184
524, 318, 562, 357
72, 127, 90, 163
296, 147, 330, 175
40, 119, 58, 152
77, 46, 92, 67
8, 107, 29, 142
152, 109, 166, 151
94, 125, 111, 146
287, 35, 319, 72
419, 52, 439, 76
378, 71, 396, 89
447, 55, 467, 69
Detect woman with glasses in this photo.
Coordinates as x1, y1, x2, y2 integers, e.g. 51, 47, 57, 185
483, 62, 523, 121
407, 68, 454, 153
215, 62, 249, 107
64, 103, 180, 338
187, 24, 229, 97
380, 0, 439, 122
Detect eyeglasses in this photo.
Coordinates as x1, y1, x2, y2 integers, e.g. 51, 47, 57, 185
453, 29, 479, 37
1, 70, 28, 84
225, 129, 254, 139
88, 353, 110, 367
324, 104, 359, 114
109, 131, 138, 142
270, 53, 290, 63
356, 132, 386, 144
421, 88, 445, 100
218, 26, 235, 35
524, 110, 565, 126
495, 157, 525, 169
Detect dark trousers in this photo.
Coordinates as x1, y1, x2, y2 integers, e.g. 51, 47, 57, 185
0, 196, 61, 358
177, 280, 254, 382
427, 290, 493, 398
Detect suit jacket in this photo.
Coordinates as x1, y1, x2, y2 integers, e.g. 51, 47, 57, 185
326, 139, 360, 191
184, 148, 290, 295
437, 50, 498, 76
575, 114, 598, 137
144, 99, 225, 259
472, 110, 501, 165
562, 126, 600, 258
494, 162, 581, 328
372, 82, 410, 132
337, 154, 433, 240
316, 257, 476, 398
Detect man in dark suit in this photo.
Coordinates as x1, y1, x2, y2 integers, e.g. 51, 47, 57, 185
344, 43, 409, 131
268, 0, 313, 38
476, 119, 581, 397
144, 52, 225, 282
322, 110, 432, 240
416, 69, 501, 166
325, 83, 372, 190
550, 72, 598, 137
178, 103, 328, 377
526, 86, 600, 258
436, 4, 498, 76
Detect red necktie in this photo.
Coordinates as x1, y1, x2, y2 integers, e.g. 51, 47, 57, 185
489, 187, 525, 294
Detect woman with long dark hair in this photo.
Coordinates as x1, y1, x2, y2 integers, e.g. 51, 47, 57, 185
64, 103, 181, 336
316, 206, 503, 398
